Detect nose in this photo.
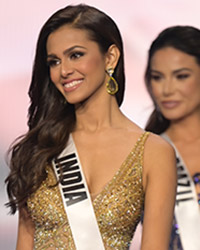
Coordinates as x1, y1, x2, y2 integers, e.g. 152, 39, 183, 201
162, 78, 175, 95
60, 60, 74, 78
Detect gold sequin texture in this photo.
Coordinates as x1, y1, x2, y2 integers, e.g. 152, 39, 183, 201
27, 132, 150, 249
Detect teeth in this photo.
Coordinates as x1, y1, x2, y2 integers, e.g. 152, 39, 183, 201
64, 80, 82, 88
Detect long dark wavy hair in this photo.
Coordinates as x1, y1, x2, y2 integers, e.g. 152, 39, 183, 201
145, 25, 200, 134
5, 4, 125, 214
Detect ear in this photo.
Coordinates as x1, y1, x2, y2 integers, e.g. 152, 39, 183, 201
105, 44, 120, 70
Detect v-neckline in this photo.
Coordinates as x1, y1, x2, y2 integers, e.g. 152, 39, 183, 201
71, 132, 147, 203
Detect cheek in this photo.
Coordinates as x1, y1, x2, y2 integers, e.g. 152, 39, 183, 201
182, 79, 200, 98
49, 68, 58, 84
49, 69, 62, 94
151, 83, 161, 99
81, 56, 105, 75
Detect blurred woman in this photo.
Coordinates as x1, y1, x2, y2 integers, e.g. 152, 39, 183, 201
145, 25, 200, 250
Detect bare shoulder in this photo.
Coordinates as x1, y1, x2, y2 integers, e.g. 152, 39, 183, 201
143, 132, 177, 189
118, 117, 174, 159
145, 132, 175, 158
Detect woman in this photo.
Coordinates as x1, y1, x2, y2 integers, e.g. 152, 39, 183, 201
145, 25, 200, 250
5, 4, 176, 250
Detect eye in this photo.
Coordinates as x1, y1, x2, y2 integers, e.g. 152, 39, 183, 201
70, 51, 84, 60
47, 58, 61, 67
176, 73, 190, 80
150, 74, 162, 81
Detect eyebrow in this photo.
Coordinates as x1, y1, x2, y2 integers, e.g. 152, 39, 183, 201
47, 45, 86, 59
150, 70, 163, 75
150, 68, 193, 75
173, 68, 193, 74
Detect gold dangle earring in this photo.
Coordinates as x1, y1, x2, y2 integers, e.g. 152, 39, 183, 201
106, 68, 118, 95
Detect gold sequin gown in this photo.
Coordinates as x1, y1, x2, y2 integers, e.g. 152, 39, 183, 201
27, 132, 149, 249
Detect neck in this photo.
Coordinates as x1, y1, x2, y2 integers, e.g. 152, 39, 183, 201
166, 112, 200, 143
74, 92, 123, 133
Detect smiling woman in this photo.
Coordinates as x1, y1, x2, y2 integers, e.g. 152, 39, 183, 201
46, 25, 116, 105
145, 25, 200, 250
5, 4, 176, 250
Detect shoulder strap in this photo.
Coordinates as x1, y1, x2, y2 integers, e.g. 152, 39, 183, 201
161, 133, 200, 250
52, 134, 105, 250
136, 131, 150, 166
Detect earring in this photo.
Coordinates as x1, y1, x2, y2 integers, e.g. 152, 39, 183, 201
106, 68, 118, 95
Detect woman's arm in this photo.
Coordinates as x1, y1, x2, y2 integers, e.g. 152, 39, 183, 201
16, 208, 35, 250
141, 134, 177, 250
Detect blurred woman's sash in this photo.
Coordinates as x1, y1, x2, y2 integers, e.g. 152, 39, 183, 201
162, 133, 200, 250
52, 134, 105, 250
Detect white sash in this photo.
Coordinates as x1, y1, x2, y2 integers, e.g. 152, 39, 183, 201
52, 134, 105, 250
162, 133, 200, 250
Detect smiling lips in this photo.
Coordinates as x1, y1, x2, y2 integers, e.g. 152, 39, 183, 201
161, 101, 180, 109
62, 79, 83, 92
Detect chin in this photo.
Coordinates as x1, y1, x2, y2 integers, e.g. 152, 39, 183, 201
63, 94, 84, 105
163, 113, 188, 122
65, 97, 85, 106
161, 109, 185, 121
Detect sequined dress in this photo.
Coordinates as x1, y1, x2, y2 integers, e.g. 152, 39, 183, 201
27, 132, 149, 249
